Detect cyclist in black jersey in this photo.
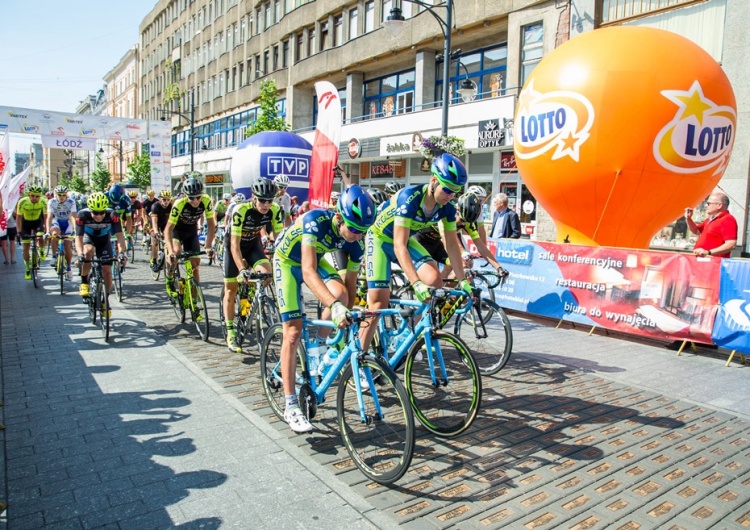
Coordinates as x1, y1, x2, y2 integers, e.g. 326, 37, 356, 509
150, 190, 173, 269
164, 176, 216, 294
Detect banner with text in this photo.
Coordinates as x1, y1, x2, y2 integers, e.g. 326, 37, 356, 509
712, 259, 750, 353
475, 239, 721, 343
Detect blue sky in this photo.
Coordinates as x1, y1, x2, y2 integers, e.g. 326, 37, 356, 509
1, 0, 157, 153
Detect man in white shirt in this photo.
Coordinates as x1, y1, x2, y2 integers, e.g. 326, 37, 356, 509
273, 174, 292, 227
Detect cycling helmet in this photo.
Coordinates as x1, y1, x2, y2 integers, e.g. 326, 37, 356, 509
128, 191, 138, 198
467, 185, 487, 199
232, 193, 246, 204
330, 191, 341, 203
273, 174, 290, 188
26, 185, 43, 195
183, 170, 203, 179
88, 192, 109, 212
252, 178, 278, 200
182, 177, 204, 196
69, 191, 80, 201
222, 193, 232, 201
54, 185, 68, 194
431, 153, 468, 190
367, 188, 388, 207
337, 185, 376, 232
147, 189, 155, 196
108, 183, 126, 202
384, 181, 404, 195
457, 193, 482, 223
159, 189, 173, 199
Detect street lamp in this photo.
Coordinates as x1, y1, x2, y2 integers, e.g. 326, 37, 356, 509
437, 49, 478, 103
157, 90, 198, 173
98, 140, 124, 182
383, 0, 454, 136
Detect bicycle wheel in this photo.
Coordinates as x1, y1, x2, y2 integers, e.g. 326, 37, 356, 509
113, 264, 123, 302
260, 323, 306, 421
189, 282, 210, 341
404, 330, 481, 437
256, 298, 280, 345
218, 286, 229, 340
57, 254, 65, 295
88, 281, 97, 324
337, 355, 415, 484
31, 248, 39, 288
98, 281, 110, 342
472, 273, 497, 324
128, 241, 136, 263
151, 252, 164, 281
454, 299, 513, 376
171, 277, 186, 323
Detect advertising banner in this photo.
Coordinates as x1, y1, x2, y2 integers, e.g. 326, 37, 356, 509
308, 82, 341, 209
477, 239, 720, 343
711, 259, 750, 353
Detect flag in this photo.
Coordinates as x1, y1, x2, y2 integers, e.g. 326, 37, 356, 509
0, 130, 9, 190
308, 82, 342, 209
0, 166, 31, 231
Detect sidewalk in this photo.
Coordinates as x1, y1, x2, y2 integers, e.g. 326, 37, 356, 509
1, 252, 749, 529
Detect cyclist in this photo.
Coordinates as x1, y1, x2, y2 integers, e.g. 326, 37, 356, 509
16, 185, 48, 280
75, 192, 127, 302
149, 190, 173, 271
273, 186, 376, 433
105, 184, 133, 236
273, 174, 293, 227
384, 180, 404, 199
45, 185, 77, 281
127, 191, 143, 236
223, 180, 283, 353
216, 193, 232, 227
359, 153, 475, 353
164, 176, 216, 296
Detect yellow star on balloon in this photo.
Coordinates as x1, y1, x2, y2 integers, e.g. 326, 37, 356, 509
673, 84, 713, 126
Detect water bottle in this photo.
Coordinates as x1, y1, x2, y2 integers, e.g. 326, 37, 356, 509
178, 279, 185, 295
307, 342, 322, 376
239, 298, 251, 317
319, 348, 339, 378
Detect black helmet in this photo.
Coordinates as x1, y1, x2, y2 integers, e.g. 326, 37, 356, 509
384, 181, 404, 195
252, 178, 278, 200
457, 193, 482, 223
183, 177, 203, 196
367, 188, 388, 207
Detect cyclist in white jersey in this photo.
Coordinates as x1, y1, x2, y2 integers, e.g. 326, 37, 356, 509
46, 185, 78, 280
273, 174, 293, 227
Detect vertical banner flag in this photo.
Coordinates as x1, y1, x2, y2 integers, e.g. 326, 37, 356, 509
0, 130, 11, 231
308, 81, 341, 209
0, 166, 31, 231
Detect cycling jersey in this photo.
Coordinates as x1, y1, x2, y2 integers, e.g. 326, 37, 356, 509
150, 201, 172, 232
230, 202, 283, 243
371, 184, 457, 241
16, 196, 48, 222
106, 193, 132, 218
274, 192, 292, 216
273, 209, 361, 321
168, 195, 214, 229
48, 197, 77, 235
76, 209, 122, 240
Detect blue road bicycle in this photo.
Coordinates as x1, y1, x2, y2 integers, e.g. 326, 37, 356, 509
260, 311, 415, 485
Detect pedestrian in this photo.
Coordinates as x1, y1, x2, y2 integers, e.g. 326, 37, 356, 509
0, 211, 18, 264
685, 191, 737, 258
299, 201, 310, 215
489, 193, 521, 239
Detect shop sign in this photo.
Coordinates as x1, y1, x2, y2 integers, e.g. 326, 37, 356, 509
380, 133, 423, 157
347, 138, 361, 159
370, 161, 395, 178
205, 174, 225, 184
477, 119, 505, 148
500, 152, 517, 171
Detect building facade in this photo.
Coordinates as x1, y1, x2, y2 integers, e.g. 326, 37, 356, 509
137, 0, 750, 252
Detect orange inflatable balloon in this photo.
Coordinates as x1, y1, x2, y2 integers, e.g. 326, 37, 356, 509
514, 26, 736, 248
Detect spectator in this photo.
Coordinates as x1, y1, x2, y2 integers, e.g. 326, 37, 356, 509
489, 193, 521, 239
299, 201, 310, 215
0, 211, 18, 264
685, 191, 737, 258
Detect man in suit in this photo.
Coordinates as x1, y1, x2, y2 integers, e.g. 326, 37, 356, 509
489, 193, 521, 239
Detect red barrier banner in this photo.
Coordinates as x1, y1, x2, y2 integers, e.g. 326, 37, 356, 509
472, 239, 721, 343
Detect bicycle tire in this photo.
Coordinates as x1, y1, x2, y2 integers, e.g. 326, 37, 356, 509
31, 248, 39, 288
98, 281, 110, 342
218, 286, 228, 340
58, 254, 65, 295
172, 278, 186, 324
190, 282, 210, 341
260, 323, 306, 421
337, 355, 415, 484
113, 264, 123, 302
88, 282, 97, 324
128, 239, 136, 263
454, 299, 513, 376
404, 330, 481, 437
235, 290, 250, 346
256, 296, 280, 346
473, 273, 496, 324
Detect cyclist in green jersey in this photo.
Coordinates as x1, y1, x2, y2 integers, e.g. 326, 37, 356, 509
16, 185, 48, 280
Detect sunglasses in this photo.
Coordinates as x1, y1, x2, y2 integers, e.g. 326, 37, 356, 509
91, 210, 106, 215
441, 186, 460, 195
160, 197, 171, 201
346, 224, 364, 235
29, 194, 41, 198
188, 195, 202, 201
256, 198, 273, 204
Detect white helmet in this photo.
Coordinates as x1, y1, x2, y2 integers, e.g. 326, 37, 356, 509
273, 174, 290, 188
222, 193, 232, 201
232, 193, 246, 204
467, 185, 488, 199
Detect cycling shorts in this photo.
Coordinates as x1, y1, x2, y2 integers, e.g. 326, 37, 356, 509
273, 254, 340, 322
223, 238, 269, 281
83, 236, 115, 261
51, 219, 74, 236
173, 225, 201, 254
414, 232, 449, 266
365, 231, 433, 289
19, 219, 43, 240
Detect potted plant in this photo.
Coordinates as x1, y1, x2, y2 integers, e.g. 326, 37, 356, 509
419, 135, 466, 160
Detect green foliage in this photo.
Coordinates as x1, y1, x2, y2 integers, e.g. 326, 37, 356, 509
57, 172, 71, 189
69, 172, 88, 194
126, 150, 152, 191
246, 80, 290, 137
89, 154, 112, 192
163, 59, 184, 106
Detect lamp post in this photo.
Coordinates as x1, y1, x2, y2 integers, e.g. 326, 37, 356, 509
384, 0, 453, 136
98, 141, 124, 182
437, 49, 478, 103
158, 90, 196, 173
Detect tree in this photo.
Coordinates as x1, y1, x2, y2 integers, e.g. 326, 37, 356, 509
89, 154, 112, 192
246, 79, 290, 137
69, 172, 88, 194
126, 150, 152, 191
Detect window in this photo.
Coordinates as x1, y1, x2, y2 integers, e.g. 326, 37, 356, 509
320, 21, 329, 52
363, 69, 416, 120
307, 27, 315, 56
273, 45, 279, 70
333, 15, 343, 46
265, 2, 272, 29
275, 0, 281, 23
349, 8, 358, 39
436, 44, 508, 104
285, 0, 293, 14
381, 0, 392, 23
263, 50, 269, 75
295, 33, 303, 63
364, 1, 375, 33
282, 39, 289, 67
521, 23, 543, 85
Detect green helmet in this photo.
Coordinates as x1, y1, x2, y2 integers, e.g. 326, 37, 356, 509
87, 192, 109, 211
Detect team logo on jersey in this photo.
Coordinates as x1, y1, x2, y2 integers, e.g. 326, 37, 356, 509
653, 80, 736, 176
304, 220, 319, 233
514, 80, 595, 163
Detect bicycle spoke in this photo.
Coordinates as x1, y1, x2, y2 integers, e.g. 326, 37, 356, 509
191, 283, 209, 341
455, 300, 513, 376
